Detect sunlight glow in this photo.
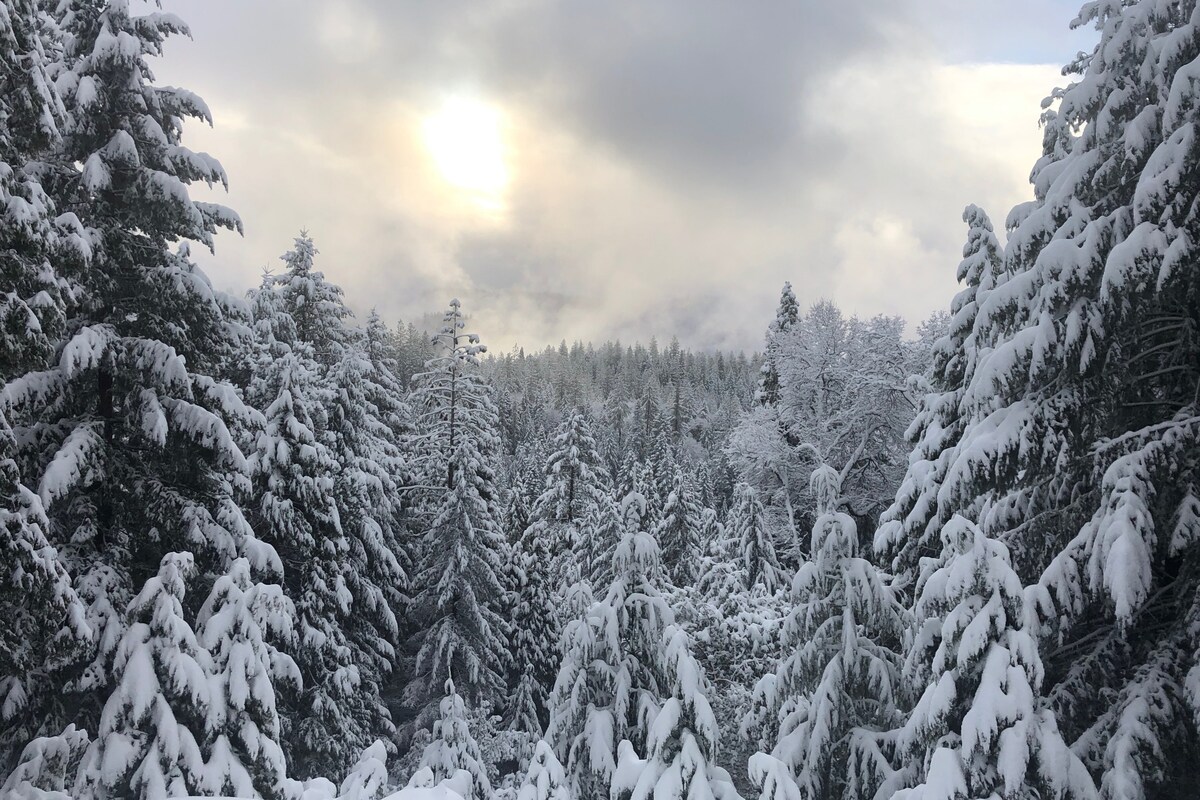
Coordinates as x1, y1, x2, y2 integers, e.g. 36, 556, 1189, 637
422, 97, 510, 214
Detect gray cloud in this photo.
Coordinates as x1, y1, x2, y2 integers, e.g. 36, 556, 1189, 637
160, 0, 1080, 351
467, 1, 910, 191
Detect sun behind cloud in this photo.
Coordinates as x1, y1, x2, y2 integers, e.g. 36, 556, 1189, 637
421, 96, 510, 217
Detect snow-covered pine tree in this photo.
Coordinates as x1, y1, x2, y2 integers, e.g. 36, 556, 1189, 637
268, 233, 351, 363
616, 452, 641, 503
405, 299, 509, 729
324, 325, 408, 750
756, 281, 799, 407
243, 284, 362, 777
695, 516, 742, 616
75, 552, 210, 799
2, 0, 272, 766
584, 489, 624, 587
503, 478, 533, 545
647, 427, 676, 512
526, 411, 610, 580
653, 466, 703, 585
874, 3, 1200, 794
0, 14, 78, 701
252, 236, 409, 764
2, 724, 89, 800
337, 741, 391, 800
612, 627, 743, 800
874, 205, 1004, 593
887, 516, 1096, 800
637, 459, 664, 529
406, 439, 511, 728
545, 508, 674, 800
728, 481, 782, 593
196, 557, 301, 799
517, 740, 570, 800
613, 456, 659, 537
419, 679, 493, 800
691, 509, 786, 780
0, 0, 84, 386
363, 308, 414, 444
507, 509, 559, 742
756, 464, 908, 800
409, 298, 498, 493
0, 414, 90, 768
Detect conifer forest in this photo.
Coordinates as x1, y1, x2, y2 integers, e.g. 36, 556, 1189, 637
2, 1, 1200, 799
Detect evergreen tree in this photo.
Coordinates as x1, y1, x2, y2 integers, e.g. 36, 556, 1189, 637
507, 513, 559, 741
268, 233, 351, 362
874, 205, 1003, 591
526, 411, 610, 578
873, 3, 1200, 794
728, 482, 782, 593
337, 741, 391, 800
2, 724, 89, 800
2, 0, 268, 766
0, 0, 84, 385
406, 300, 508, 729
756, 465, 908, 800
546, 510, 674, 799
75, 553, 210, 799
362, 309, 414, 446
0, 415, 90, 761
647, 426, 676, 511
324, 325, 407, 750
756, 281, 799, 406
406, 446, 510, 726
517, 740, 570, 800
584, 490, 624, 588
653, 466, 703, 585
887, 516, 1096, 800
612, 628, 744, 800
419, 679, 493, 800
196, 557, 301, 799
251, 237, 409, 764
243, 286, 362, 777
502, 479, 533, 545
409, 299, 498, 493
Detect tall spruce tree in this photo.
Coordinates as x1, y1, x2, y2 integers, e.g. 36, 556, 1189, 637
405, 300, 509, 729
507, 511, 559, 741
2, 0, 272, 771
251, 236, 411, 768
875, 2, 1200, 795
418, 679, 493, 800
727, 481, 782, 594
324, 327, 407, 750
517, 741, 571, 800
74, 553, 210, 799
756, 282, 800, 407
196, 557, 300, 799
244, 270, 371, 778
526, 411, 610, 578
875, 205, 1004, 592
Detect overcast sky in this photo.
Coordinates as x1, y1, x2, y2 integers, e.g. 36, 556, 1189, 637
159, 1, 1094, 352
